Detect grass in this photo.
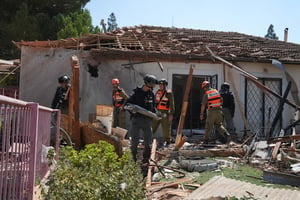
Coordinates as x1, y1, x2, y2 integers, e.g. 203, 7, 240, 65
190, 160, 300, 191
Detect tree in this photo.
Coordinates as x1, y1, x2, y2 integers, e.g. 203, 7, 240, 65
57, 9, 100, 39
2, 3, 42, 58
265, 24, 278, 40
107, 12, 118, 32
0, 0, 98, 59
0, 0, 101, 88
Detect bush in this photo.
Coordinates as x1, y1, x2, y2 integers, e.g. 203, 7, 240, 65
42, 141, 145, 200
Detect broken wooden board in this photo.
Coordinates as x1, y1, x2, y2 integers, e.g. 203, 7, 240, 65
268, 134, 300, 143
146, 177, 192, 194
271, 129, 285, 160
263, 170, 300, 187
146, 139, 157, 187
179, 148, 245, 158
81, 123, 123, 156
175, 65, 193, 149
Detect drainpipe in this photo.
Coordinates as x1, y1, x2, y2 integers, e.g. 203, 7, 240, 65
284, 28, 288, 42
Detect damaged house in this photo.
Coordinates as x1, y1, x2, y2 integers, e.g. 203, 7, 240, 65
14, 25, 300, 139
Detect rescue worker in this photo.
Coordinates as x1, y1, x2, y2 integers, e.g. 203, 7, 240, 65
200, 81, 230, 144
112, 78, 128, 129
125, 74, 157, 175
219, 82, 236, 138
152, 78, 175, 147
51, 75, 70, 115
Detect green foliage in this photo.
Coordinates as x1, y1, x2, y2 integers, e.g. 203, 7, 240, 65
0, 0, 99, 60
42, 141, 145, 200
107, 12, 118, 32
0, 3, 42, 59
265, 24, 278, 40
57, 9, 100, 39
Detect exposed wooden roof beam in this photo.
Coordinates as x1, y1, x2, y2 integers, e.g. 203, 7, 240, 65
116, 36, 122, 49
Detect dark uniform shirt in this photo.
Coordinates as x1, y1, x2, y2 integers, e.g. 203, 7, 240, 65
126, 86, 156, 113
51, 86, 69, 110
220, 89, 235, 116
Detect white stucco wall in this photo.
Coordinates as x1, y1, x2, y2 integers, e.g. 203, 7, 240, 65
20, 46, 300, 137
20, 47, 75, 106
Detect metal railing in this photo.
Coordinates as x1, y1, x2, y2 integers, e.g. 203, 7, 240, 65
0, 95, 60, 200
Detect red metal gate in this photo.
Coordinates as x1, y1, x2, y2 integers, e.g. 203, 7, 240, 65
0, 95, 60, 200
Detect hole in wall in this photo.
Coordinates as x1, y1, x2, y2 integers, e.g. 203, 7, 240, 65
88, 64, 99, 77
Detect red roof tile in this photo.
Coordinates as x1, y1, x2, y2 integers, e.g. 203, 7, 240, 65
15, 25, 300, 64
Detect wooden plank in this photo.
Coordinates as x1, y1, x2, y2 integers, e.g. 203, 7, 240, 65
146, 177, 192, 193
146, 139, 157, 187
268, 134, 300, 143
281, 148, 300, 153
175, 65, 194, 149
68, 69, 74, 140
71, 56, 81, 148
271, 129, 285, 160
179, 148, 246, 157
227, 70, 251, 137
206, 46, 258, 80
81, 123, 123, 156
291, 111, 299, 149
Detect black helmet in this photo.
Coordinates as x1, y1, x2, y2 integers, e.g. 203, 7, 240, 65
58, 75, 70, 84
144, 74, 158, 85
221, 82, 230, 90
158, 78, 168, 86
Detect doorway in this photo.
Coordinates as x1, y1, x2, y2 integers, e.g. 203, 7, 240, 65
172, 74, 217, 135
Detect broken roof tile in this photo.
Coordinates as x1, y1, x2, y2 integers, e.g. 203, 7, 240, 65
14, 25, 300, 63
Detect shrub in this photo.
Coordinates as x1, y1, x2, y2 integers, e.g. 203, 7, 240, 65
42, 141, 145, 200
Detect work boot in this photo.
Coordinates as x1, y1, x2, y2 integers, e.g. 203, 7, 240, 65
141, 158, 149, 178
202, 138, 209, 145
140, 165, 148, 178
218, 134, 228, 144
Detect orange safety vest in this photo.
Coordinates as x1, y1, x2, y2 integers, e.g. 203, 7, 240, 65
113, 90, 125, 107
206, 89, 222, 109
155, 90, 169, 111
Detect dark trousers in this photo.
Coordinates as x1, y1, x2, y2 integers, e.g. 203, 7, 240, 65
130, 115, 153, 162
222, 108, 235, 135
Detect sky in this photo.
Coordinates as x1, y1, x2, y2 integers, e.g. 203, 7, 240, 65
85, 0, 300, 44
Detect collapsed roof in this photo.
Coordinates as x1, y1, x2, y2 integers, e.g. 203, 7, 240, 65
0, 59, 20, 74
14, 25, 300, 64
